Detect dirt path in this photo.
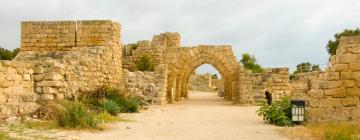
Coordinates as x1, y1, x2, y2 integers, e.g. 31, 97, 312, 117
65, 91, 288, 140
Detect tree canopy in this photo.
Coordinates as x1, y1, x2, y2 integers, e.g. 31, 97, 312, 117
326, 28, 360, 56
293, 62, 320, 74
135, 55, 155, 71
240, 53, 264, 73
0, 47, 19, 60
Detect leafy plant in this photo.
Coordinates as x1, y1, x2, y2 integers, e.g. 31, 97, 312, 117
98, 99, 121, 115
52, 101, 97, 128
257, 96, 293, 126
135, 55, 155, 71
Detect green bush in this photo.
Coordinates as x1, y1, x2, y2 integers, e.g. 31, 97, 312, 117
82, 86, 142, 114
98, 99, 121, 115
135, 55, 155, 71
53, 101, 97, 128
257, 96, 293, 126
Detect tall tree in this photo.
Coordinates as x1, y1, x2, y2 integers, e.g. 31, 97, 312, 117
294, 62, 321, 74
326, 28, 360, 56
240, 53, 264, 73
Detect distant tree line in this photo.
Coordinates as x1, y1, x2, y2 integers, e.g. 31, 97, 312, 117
0, 46, 20, 60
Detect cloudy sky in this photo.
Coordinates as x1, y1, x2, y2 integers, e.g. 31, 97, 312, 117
1, 0, 360, 74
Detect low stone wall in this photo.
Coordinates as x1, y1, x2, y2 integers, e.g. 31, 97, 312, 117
188, 72, 214, 92
0, 61, 38, 118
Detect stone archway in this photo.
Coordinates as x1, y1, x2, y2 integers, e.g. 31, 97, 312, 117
164, 45, 241, 103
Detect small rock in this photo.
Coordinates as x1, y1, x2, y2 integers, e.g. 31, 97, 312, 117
126, 126, 131, 129
5, 116, 18, 124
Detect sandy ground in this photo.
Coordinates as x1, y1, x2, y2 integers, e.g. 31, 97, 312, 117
62, 91, 289, 140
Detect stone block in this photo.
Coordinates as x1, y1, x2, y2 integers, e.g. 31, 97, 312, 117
0, 95, 6, 103
43, 72, 63, 81
40, 94, 54, 100
337, 54, 358, 64
344, 80, 356, 88
324, 87, 346, 97
23, 74, 30, 81
319, 81, 342, 89
349, 63, 360, 71
341, 97, 359, 107
325, 72, 339, 81
319, 98, 342, 108
347, 87, 360, 97
332, 64, 349, 71
340, 72, 352, 80
37, 81, 65, 87
42, 87, 57, 94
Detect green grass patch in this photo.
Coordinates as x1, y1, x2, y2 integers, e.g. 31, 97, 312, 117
0, 133, 9, 140
306, 122, 360, 140
23, 120, 58, 130
94, 112, 128, 123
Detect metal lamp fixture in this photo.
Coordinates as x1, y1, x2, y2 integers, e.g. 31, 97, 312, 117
291, 100, 305, 122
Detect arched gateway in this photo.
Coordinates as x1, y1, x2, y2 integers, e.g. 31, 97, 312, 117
123, 32, 255, 104
164, 45, 242, 103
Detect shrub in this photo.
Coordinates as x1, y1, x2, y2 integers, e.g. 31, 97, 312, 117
52, 101, 97, 128
135, 55, 155, 71
257, 96, 292, 126
98, 99, 121, 115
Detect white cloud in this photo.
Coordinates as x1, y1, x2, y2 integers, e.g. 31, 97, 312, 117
0, 0, 360, 73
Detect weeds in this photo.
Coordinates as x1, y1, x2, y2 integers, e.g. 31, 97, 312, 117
306, 122, 360, 140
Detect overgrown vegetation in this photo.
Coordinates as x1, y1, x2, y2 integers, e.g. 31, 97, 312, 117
240, 53, 264, 73
306, 122, 360, 140
326, 28, 360, 56
0, 47, 20, 60
38, 86, 142, 129
290, 62, 321, 80
293, 62, 320, 74
211, 74, 218, 79
128, 44, 138, 55
135, 55, 155, 71
257, 96, 293, 126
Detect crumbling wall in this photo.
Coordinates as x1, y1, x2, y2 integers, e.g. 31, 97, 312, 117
0, 20, 123, 119
251, 68, 290, 104
0, 61, 38, 118
16, 20, 123, 97
188, 72, 214, 92
122, 32, 179, 71
123, 65, 168, 105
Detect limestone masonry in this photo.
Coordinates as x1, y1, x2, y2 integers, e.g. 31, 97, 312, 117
1, 20, 360, 122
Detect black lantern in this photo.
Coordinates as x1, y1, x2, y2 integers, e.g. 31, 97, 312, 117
291, 100, 305, 122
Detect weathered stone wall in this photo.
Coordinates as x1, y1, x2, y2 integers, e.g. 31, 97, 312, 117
0, 20, 123, 119
0, 61, 38, 118
250, 68, 290, 104
16, 20, 123, 99
123, 64, 168, 105
122, 32, 179, 71
299, 37, 360, 122
122, 32, 241, 103
188, 72, 214, 92
20, 20, 120, 51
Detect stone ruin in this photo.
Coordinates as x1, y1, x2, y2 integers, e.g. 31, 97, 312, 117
188, 72, 216, 92
1, 20, 360, 122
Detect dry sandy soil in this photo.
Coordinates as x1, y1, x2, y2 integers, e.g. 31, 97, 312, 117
61, 91, 289, 140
